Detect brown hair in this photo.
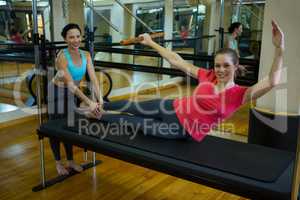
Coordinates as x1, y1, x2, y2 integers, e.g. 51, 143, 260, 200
61, 23, 81, 39
215, 48, 239, 65
228, 22, 242, 33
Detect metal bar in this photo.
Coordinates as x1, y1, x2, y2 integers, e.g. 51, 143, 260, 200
0, 55, 34, 62
84, 0, 122, 34
84, 150, 88, 161
39, 138, 46, 187
0, 42, 34, 47
32, 0, 45, 188
48, 0, 55, 42
235, 0, 242, 19
46, 41, 70, 45
219, 0, 225, 48
96, 11, 122, 34
93, 46, 263, 64
94, 60, 191, 77
93, 46, 212, 60
89, 0, 95, 59
162, 36, 216, 43
0, 46, 258, 66
219, 0, 225, 31
96, 47, 259, 65
92, 152, 96, 166
114, 0, 154, 33
194, 0, 199, 56
251, 1, 264, 12
240, 4, 264, 23
291, 130, 300, 200
32, 0, 42, 125
4, 0, 13, 36
88, 1, 98, 160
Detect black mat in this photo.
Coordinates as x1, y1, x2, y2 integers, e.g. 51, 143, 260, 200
64, 118, 294, 183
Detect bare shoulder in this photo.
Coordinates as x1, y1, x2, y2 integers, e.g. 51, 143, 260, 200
56, 50, 67, 68
81, 50, 91, 58
56, 49, 66, 61
82, 50, 92, 64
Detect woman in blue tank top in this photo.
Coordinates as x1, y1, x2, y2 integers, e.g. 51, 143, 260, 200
48, 23, 103, 176
225, 22, 243, 57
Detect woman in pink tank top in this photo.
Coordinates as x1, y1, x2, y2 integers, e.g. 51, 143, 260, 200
94, 20, 284, 143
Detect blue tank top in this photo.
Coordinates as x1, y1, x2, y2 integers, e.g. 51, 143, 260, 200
63, 49, 87, 81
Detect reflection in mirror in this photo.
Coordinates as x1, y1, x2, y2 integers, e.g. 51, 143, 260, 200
0, 0, 49, 44
0, 0, 50, 124
231, 0, 265, 59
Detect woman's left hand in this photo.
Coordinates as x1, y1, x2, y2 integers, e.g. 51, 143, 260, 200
272, 20, 285, 50
138, 33, 153, 46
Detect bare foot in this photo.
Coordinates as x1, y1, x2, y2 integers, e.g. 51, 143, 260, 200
55, 161, 69, 176
67, 161, 83, 173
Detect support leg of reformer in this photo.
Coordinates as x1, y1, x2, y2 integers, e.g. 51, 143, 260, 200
40, 136, 46, 187
79, 151, 101, 172
84, 148, 88, 161
32, 135, 47, 191
92, 152, 96, 166
83, 149, 101, 167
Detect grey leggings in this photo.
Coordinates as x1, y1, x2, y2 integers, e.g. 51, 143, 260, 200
100, 99, 189, 139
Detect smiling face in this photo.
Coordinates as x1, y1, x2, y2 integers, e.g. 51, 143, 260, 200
236, 24, 243, 36
64, 28, 81, 49
214, 53, 238, 84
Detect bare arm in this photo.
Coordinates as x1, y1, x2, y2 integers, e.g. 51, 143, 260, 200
225, 35, 240, 57
224, 36, 230, 49
242, 20, 284, 103
139, 33, 199, 78
86, 52, 104, 104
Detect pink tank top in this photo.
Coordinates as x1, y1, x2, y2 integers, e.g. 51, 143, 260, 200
173, 68, 247, 142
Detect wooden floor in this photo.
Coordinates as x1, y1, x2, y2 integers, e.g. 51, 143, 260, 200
0, 119, 248, 200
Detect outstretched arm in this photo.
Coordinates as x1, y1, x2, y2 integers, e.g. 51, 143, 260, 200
138, 33, 199, 78
86, 52, 104, 105
242, 20, 284, 103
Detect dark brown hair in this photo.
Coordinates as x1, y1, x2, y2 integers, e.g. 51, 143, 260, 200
228, 22, 242, 34
61, 23, 81, 39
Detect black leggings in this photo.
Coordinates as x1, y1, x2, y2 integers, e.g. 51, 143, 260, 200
100, 99, 189, 139
47, 84, 78, 161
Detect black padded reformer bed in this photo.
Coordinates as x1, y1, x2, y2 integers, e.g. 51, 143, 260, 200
36, 108, 300, 200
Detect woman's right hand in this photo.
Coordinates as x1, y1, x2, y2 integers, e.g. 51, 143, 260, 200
89, 101, 103, 118
138, 33, 153, 46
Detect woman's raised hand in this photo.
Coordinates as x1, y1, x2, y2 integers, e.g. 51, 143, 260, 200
272, 20, 285, 50
138, 33, 153, 46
